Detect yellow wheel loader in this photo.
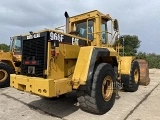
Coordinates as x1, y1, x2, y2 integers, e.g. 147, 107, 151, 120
10, 10, 150, 114
0, 36, 21, 87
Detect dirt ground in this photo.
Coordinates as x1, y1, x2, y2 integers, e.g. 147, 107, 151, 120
0, 69, 160, 120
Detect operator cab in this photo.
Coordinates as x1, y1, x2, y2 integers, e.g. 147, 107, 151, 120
10, 36, 22, 55
69, 10, 119, 47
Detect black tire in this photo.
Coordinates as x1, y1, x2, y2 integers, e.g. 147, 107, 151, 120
77, 63, 116, 115
122, 61, 140, 92
0, 62, 14, 88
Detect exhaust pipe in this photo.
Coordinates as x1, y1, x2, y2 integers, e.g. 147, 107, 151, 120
64, 11, 69, 34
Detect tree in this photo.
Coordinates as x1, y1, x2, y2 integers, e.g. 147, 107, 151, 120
0, 44, 10, 52
119, 35, 141, 56
136, 52, 147, 59
136, 52, 160, 68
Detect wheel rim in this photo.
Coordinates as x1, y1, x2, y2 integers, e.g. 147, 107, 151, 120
0, 69, 8, 83
102, 76, 113, 101
134, 69, 139, 84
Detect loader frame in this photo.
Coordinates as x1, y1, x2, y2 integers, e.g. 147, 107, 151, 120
10, 10, 150, 114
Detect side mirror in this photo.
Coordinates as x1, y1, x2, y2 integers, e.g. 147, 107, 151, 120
115, 34, 120, 41
113, 19, 119, 31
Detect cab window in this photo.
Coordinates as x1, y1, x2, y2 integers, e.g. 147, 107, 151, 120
101, 23, 107, 44
10, 37, 22, 53
76, 20, 94, 40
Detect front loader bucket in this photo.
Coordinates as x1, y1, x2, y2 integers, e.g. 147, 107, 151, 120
136, 59, 150, 86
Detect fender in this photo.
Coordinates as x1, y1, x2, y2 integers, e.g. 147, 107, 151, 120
119, 56, 135, 75
119, 56, 135, 85
72, 46, 118, 92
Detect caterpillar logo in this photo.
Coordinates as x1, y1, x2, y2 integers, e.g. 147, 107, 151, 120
72, 37, 79, 45
27, 33, 40, 39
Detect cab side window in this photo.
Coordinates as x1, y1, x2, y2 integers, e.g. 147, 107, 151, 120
101, 23, 107, 44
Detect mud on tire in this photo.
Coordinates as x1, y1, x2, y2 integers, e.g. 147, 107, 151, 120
77, 63, 116, 115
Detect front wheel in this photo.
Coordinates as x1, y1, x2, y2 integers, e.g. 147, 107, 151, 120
0, 62, 13, 88
77, 63, 116, 115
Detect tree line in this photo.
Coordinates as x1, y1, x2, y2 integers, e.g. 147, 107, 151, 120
119, 35, 160, 68
136, 52, 160, 68
0, 44, 10, 52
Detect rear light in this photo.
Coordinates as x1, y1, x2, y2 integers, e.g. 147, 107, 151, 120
32, 61, 36, 65
24, 61, 38, 65
24, 61, 30, 65
51, 49, 55, 56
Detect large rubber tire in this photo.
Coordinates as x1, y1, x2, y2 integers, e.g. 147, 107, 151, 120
0, 62, 14, 88
122, 61, 140, 92
77, 63, 116, 115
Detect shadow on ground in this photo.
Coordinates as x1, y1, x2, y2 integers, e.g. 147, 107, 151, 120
29, 90, 122, 118
29, 90, 79, 118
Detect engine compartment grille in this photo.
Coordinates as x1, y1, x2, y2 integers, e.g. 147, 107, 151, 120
21, 37, 47, 77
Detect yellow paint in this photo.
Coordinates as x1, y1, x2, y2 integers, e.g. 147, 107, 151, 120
10, 74, 72, 97
118, 56, 135, 74
72, 46, 94, 88
0, 51, 17, 72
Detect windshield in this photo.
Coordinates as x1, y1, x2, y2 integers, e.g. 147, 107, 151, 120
10, 36, 22, 53
76, 20, 94, 40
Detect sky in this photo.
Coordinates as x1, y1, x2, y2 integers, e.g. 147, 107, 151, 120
0, 0, 160, 54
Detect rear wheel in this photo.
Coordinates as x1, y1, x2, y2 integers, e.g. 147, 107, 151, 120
0, 62, 13, 88
123, 61, 140, 92
77, 63, 116, 114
